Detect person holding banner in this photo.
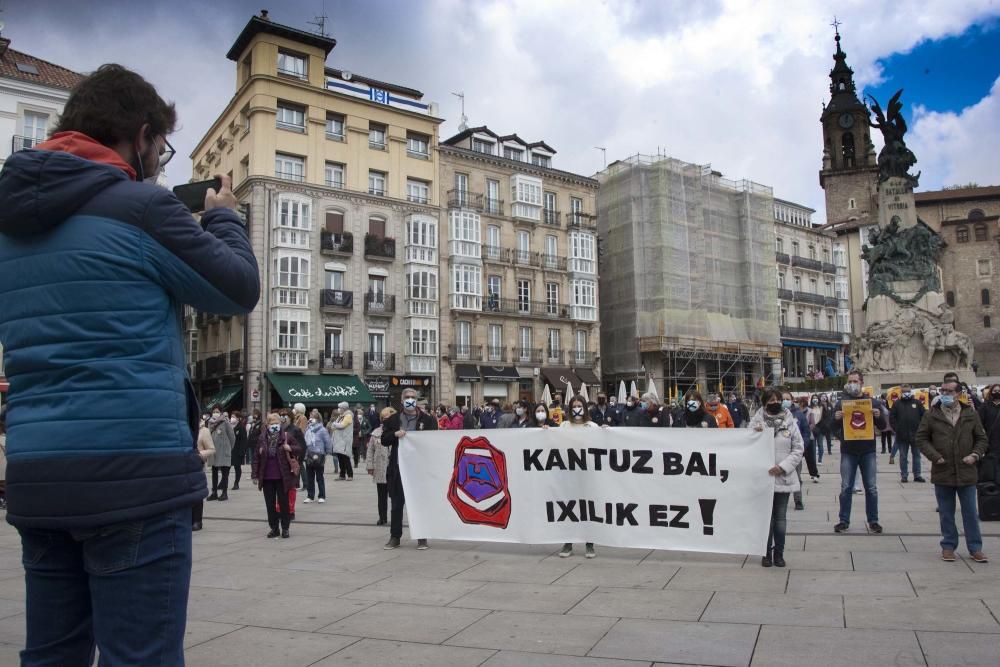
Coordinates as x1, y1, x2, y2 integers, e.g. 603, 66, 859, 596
672, 390, 718, 429
531, 403, 559, 428
510, 400, 533, 428
833, 370, 886, 534
751, 388, 804, 568
381, 388, 437, 550
559, 395, 603, 558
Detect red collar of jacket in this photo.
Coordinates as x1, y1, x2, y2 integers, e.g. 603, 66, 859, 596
35, 131, 137, 180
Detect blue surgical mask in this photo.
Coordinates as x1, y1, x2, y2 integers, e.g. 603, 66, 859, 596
781, 399, 792, 410
939, 394, 956, 406
639, 401, 648, 410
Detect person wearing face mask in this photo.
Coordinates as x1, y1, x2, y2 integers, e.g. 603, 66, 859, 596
976, 384, 1000, 484
330, 401, 355, 481
303, 410, 332, 504
889, 384, 927, 483
191, 416, 216, 532
559, 395, 605, 558
637, 393, 670, 427
508, 400, 532, 428
445, 406, 465, 430
782, 391, 817, 510
436, 405, 450, 430
381, 389, 437, 549
497, 402, 517, 429
480, 400, 502, 429
727, 394, 748, 428
816, 394, 835, 460
206, 404, 236, 502
229, 410, 248, 491
703, 393, 734, 428
531, 403, 558, 428
751, 388, 804, 567
461, 404, 478, 430
246, 410, 262, 466
832, 370, 886, 534
251, 413, 301, 539
589, 393, 614, 426
366, 407, 396, 526
917, 380, 989, 562
622, 394, 645, 427
607, 396, 624, 426
672, 390, 717, 428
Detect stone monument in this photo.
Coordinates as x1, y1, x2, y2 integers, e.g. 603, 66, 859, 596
852, 89, 973, 380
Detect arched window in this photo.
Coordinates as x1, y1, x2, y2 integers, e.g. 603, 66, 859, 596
986, 315, 992, 329
956, 227, 969, 243
969, 209, 985, 220
983, 289, 991, 306
974, 224, 987, 241
946, 291, 956, 307
841, 132, 855, 168
837, 78, 846, 91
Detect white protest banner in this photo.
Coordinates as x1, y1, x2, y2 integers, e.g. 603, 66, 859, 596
400, 427, 774, 555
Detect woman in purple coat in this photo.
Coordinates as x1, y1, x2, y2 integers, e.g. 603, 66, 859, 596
251, 413, 302, 538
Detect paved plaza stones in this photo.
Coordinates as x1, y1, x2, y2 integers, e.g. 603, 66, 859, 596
0, 452, 998, 666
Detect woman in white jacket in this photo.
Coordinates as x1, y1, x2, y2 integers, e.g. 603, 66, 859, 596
751, 387, 804, 568
328, 401, 355, 481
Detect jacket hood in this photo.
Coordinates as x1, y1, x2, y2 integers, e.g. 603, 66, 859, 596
0, 132, 133, 238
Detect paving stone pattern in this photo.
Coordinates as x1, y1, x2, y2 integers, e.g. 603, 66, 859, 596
0, 450, 999, 666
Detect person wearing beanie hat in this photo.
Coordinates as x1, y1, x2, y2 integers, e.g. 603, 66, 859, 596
330, 401, 354, 480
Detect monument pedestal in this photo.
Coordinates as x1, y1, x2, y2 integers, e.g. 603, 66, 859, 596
877, 176, 919, 230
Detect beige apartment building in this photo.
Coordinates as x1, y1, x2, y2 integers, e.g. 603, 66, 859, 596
188, 12, 442, 412
437, 127, 601, 406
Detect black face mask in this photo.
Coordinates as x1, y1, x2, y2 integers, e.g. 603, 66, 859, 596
765, 403, 783, 415
992, 392, 1000, 400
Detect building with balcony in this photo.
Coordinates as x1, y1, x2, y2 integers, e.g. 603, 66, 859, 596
188, 11, 442, 411
773, 198, 848, 381
0, 34, 84, 406
438, 126, 601, 405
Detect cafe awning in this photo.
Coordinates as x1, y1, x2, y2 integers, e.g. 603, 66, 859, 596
267, 373, 374, 404
201, 384, 242, 410
479, 365, 520, 382
455, 364, 482, 382
540, 367, 582, 389
574, 368, 600, 385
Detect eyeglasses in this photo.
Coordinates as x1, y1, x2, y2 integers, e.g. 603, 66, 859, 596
160, 138, 175, 167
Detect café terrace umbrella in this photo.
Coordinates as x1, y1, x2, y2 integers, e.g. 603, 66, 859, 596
648, 375, 660, 401
617, 380, 627, 404
630, 380, 638, 399
579, 382, 590, 403
566, 380, 574, 403
541, 384, 552, 406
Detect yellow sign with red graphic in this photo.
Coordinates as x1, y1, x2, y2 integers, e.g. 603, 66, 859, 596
842, 399, 875, 441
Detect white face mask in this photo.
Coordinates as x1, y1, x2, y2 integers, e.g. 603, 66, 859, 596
572, 407, 585, 418
515, 407, 525, 416
229, 417, 238, 425
403, 398, 417, 410
212, 412, 221, 419
308, 418, 316, 425
535, 411, 547, 422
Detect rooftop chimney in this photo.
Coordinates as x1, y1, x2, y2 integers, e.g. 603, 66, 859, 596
0, 38, 9, 59
259, 9, 270, 20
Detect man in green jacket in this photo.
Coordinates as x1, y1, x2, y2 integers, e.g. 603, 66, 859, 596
916, 379, 989, 563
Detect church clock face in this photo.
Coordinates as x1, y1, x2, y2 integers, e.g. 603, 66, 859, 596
838, 113, 855, 129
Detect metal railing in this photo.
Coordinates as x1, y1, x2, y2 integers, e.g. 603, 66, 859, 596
447, 189, 483, 210
514, 347, 543, 364
543, 210, 561, 227
275, 170, 305, 182
320, 352, 353, 371
483, 245, 511, 263
513, 249, 541, 267
777, 288, 794, 301
485, 346, 507, 362
364, 234, 396, 259
482, 297, 567, 319
567, 213, 597, 229
791, 256, 823, 271
568, 350, 596, 365
320, 231, 353, 254
364, 293, 396, 314
775, 252, 790, 265
821, 262, 838, 275
823, 296, 840, 308
793, 291, 827, 306
12, 135, 39, 152
779, 326, 843, 342
483, 198, 504, 215
448, 344, 483, 361
546, 350, 564, 364
364, 353, 395, 371
541, 254, 567, 270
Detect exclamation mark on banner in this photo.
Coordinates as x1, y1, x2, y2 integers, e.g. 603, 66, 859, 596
699, 499, 716, 535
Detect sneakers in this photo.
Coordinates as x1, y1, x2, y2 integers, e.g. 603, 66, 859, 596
794, 501, 805, 511
267, 528, 280, 538
318, 498, 326, 504
914, 477, 926, 483
970, 551, 989, 563
416, 539, 429, 550
772, 552, 786, 568
889, 457, 895, 465
559, 543, 573, 558
585, 543, 596, 559
281, 529, 290, 539
941, 549, 956, 562
303, 498, 313, 504
868, 523, 883, 534
811, 476, 820, 483
384, 537, 401, 550
761, 554, 773, 567
834, 522, 849, 533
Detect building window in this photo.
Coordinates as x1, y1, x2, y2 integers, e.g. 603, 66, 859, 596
518, 326, 533, 358
273, 310, 309, 369
449, 210, 481, 258
834, 278, 849, 300
969, 209, 985, 220
455, 321, 472, 349
368, 274, 386, 301
848, 198, 857, 210
368, 216, 386, 238
22, 111, 48, 147
406, 132, 430, 158
983, 289, 991, 306
324, 162, 344, 188
778, 273, 785, 289
487, 324, 503, 361
838, 311, 851, 333
239, 155, 249, 183
407, 269, 438, 301
274, 197, 311, 248
796, 311, 804, 328
405, 216, 437, 264
485, 179, 501, 214
571, 279, 597, 321
570, 197, 584, 225
531, 153, 551, 168
956, 226, 969, 243
986, 316, 992, 328
239, 105, 250, 134
809, 278, 818, 294
487, 275, 502, 303
276, 102, 305, 132
808, 245, 817, 260
369, 123, 387, 150
325, 209, 344, 234
974, 224, 988, 242
368, 170, 386, 196
780, 309, 787, 326
946, 291, 956, 307
406, 178, 430, 204
833, 245, 847, 267
822, 248, 830, 263
472, 139, 495, 155
368, 330, 386, 358
517, 279, 531, 313
510, 175, 542, 220
791, 241, 800, 256
569, 232, 596, 274
277, 50, 307, 78
812, 312, 820, 330
979, 260, 992, 277
410, 328, 437, 356
547, 329, 561, 360
275, 153, 304, 181
504, 146, 524, 161
575, 330, 588, 355
325, 113, 345, 140
324, 327, 343, 355
793, 275, 801, 292
274, 254, 310, 290
776, 237, 784, 253
546, 282, 559, 315
825, 281, 833, 297
452, 264, 482, 310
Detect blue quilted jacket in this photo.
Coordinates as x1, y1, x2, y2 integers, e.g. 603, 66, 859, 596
0, 141, 260, 529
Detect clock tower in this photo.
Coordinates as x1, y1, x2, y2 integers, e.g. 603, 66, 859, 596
819, 28, 878, 227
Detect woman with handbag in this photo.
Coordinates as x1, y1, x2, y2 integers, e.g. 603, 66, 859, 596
304, 409, 332, 504
251, 412, 302, 538
366, 407, 395, 525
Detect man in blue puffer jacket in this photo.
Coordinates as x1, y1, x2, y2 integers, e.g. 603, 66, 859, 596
0, 64, 259, 666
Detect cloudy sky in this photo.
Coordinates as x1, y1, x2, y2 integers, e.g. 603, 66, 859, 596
5, 0, 999, 220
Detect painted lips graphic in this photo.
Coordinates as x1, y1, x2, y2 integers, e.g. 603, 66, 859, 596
448, 436, 512, 528
850, 410, 867, 430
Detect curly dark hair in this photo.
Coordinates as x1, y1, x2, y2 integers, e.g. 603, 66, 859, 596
54, 64, 177, 146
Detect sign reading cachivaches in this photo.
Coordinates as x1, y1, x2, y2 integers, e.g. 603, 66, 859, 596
400, 428, 773, 555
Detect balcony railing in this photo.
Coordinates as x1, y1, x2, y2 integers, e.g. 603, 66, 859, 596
364, 353, 395, 371
228, 349, 242, 374
793, 291, 827, 306
448, 344, 483, 361
568, 350, 596, 366
204, 353, 226, 378
364, 293, 396, 315
12, 135, 39, 152
483, 245, 511, 263
546, 350, 564, 364
567, 212, 597, 229
514, 347, 543, 364
320, 351, 353, 371
541, 254, 568, 270
321, 289, 354, 309
791, 256, 823, 271
543, 209, 561, 227
777, 288, 794, 301
821, 262, 838, 275
780, 326, 843, 342
512, 249, 541, 267
364, 234, 396, 260
275, 170, 305, 182
482, 297, 567, 319
483, 198, 504, 216
485, 346, 507, 362
823, 296, 840, 308
320, 231, 353, 255
775, 252, 790, 265
447, 189, 483, 210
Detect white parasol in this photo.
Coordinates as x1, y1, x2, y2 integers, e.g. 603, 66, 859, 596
541, 384, 552, 406
579, 382, 590, 402
617, 380, 627, 403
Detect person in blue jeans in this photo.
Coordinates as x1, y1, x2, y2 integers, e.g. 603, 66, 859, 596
0, 65, 259, 665
832, 371, 886, 534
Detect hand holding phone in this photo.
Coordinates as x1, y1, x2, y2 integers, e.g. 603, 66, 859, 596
205, 174, 238, 212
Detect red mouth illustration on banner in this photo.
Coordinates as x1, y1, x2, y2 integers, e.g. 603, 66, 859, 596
447, 436, 512, 528
850, 410, 867, 430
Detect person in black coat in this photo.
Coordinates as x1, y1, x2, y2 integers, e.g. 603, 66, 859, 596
673, 390, 718, 428
621, 396, 645, 426
978, 384, 1000, 483
589, 393, 618, 426
889, 384, 927, 483
380, 387, 437, 550
230, 410, 249, 490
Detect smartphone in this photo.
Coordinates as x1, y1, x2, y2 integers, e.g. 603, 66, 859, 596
172, 178, 222, 213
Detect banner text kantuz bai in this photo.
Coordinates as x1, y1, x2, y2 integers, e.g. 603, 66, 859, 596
524, 446, 725, 535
